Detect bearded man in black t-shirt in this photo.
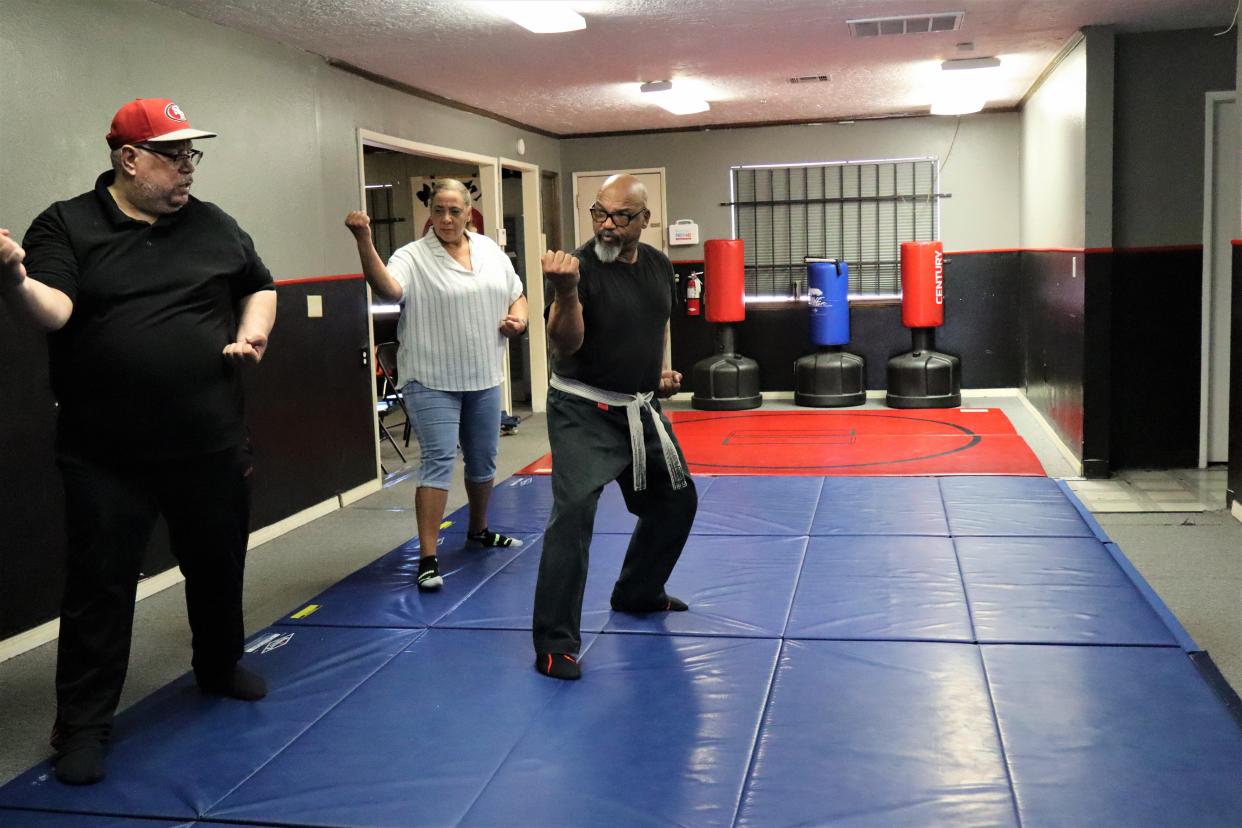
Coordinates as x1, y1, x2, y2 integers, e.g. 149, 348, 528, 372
532, 174, 698, 681
0, 99, 276, 785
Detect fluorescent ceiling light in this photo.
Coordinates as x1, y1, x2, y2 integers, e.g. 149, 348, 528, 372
480, 1, 585, 34
930, 91, 986, 115
639, 80, 710, 115
929, 56, 998, 115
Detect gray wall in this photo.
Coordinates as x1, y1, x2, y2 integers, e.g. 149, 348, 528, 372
0, 0, 561, 277
560, 113, 1021, 258
1114, 28, 1238, 248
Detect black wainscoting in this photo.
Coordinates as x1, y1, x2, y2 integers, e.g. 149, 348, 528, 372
243, 278, 378, 529
1021, 251, 1087, 470
0, 277, 378, 640
0, 304, 64, 639
670, 252, 1022, 394
1109, 248, 1203, 469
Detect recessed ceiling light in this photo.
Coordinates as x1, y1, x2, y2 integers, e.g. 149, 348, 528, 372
639, 80, 709, 115
942, 56, 1001, 70
479, 1, 585, 34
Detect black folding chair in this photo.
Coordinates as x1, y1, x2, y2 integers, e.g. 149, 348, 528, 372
375, 342, 411, 470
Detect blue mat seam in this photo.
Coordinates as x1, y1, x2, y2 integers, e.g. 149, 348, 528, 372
777, 533, 813, 640
948, 537, 982, 646
199, 628, 427, 822
453, 634, 605, 827
727, 638, 786, 828
974, 646, 1027, 828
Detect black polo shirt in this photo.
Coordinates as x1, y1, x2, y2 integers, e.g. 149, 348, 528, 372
22, 171, 275, 461
550, 241, 674, 394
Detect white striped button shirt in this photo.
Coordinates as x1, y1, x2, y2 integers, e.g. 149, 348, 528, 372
390, 230, 524, 392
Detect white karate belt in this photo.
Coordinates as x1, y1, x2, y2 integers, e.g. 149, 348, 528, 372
550, 374, 688, 492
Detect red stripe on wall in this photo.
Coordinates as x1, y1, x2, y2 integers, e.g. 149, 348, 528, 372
277, 273, 365, 286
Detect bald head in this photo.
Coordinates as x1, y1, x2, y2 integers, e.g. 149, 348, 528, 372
590, 174, 651, 263
598, 174, 647, 211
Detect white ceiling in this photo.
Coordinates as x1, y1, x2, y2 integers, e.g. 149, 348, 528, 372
150, 0, 1237, 135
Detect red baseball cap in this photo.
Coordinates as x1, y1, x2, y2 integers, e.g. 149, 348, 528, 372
105, 98, 217, 149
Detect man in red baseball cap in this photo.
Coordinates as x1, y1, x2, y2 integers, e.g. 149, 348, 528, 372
0, 98, 276, 785
105, 98, 218, 148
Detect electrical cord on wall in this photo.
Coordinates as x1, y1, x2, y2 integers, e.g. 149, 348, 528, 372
940, 116, 963, 174
1216, 0, 1240, 36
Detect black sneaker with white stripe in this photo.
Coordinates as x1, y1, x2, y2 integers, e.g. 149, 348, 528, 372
417, 555, 443, 591
468, 528, 523, 548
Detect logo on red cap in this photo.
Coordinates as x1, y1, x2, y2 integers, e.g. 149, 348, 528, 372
164, 103, 187, 123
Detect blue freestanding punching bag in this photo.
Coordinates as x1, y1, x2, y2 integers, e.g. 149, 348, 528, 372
794, 258, 866, 407
808, 259, 850, 346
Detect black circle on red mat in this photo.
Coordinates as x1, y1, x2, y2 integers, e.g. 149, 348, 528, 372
670, 411, 982, 472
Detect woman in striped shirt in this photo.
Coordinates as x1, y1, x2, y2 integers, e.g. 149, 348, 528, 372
346, 178, 528, 590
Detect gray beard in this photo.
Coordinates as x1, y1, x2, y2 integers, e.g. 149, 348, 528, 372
594, 238, 622, 263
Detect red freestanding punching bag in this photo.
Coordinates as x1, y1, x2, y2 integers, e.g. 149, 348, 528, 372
704, 239, 745, 323
692, 239, 761, 410
888, 240, 960, 408
900, 241, 944, 328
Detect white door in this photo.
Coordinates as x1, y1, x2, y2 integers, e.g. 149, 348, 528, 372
1201, 93, 1236, 465
572, 169, 667, 252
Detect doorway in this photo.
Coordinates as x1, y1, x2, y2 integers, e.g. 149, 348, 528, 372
571, 168, 668, 252
356, 130, 502, 479
500, 157, 550, 416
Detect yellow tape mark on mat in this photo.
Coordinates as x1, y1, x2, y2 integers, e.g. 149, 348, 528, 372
290, 604, 321, 619
440, 520, 454, 530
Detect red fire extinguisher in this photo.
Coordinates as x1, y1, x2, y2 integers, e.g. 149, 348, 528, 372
686, 271, 702, 316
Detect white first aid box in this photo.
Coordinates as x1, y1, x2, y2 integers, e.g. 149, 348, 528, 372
668, 219, 699, 246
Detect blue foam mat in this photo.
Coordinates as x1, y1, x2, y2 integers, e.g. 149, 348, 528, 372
737, 639, 1019, 827
462, 474, 717, 536
434, 534, 621, 633
985, 644, 1242, 827
690, 475, 824, 535
5, 475, 1236, 826
0, 627, 418, 819
277, 532, 529, 629
604, 534, 806, 638
811, 475, 950, 536
458, 633, 780, 828
207, 628, 578, 826
940, 476, 1094, 537
786, 536, 973, 641
0, 814, 194, 827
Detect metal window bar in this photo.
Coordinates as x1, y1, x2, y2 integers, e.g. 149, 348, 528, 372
729, 158, 939, 300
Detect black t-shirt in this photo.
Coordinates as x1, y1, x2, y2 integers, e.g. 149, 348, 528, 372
23, 171, 275, 460
550, 241, 674, 394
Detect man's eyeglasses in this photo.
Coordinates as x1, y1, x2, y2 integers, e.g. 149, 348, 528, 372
136, 145, 204, 167
589, 205, 645, 227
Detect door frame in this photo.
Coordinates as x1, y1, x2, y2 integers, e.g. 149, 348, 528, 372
571, 167, 669, 253
356, 129, 503, 478
1199, 91, 1236, 467
500, 157, 549, 413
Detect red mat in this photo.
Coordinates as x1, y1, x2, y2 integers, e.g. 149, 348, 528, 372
515, 408, 1046, 477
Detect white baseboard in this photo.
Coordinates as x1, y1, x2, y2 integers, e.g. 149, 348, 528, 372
0, 618, 59, 664
1015, 391, 1082, 476
339, 478, 382, 507
1232, 499, 1241, 523
0, 494, 349, 665
247, 496, 339, 549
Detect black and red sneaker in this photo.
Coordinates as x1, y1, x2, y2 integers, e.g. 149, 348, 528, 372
535, 652, 581, 680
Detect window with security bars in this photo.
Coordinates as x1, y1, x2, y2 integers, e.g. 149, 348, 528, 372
729, 158, 939, 300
